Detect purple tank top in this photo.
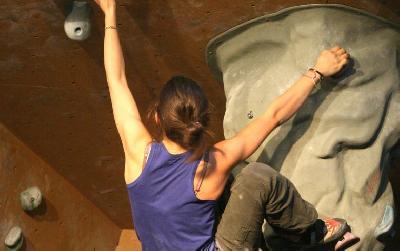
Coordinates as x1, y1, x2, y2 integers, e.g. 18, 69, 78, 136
127, 142, 217, 250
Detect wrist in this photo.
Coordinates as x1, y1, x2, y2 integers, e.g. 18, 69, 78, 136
105, 11, 117, 27
303, 69, 322, 87
104, 7, 116, 19
311, 66, 327, 78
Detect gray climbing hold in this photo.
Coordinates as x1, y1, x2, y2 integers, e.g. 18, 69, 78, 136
64, 1, 91, 41
20, 186, 42, 211
374, 204, 394, 238
4, 226, 23, 251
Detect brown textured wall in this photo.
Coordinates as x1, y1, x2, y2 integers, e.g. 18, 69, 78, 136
0, 123, 120, 250
0, 0, 398, 229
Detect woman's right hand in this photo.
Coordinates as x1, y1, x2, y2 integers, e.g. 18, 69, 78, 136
314, 46, 349, 77
94, 0, 116, 15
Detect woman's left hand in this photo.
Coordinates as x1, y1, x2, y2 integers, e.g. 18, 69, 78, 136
313, 46, 349, 77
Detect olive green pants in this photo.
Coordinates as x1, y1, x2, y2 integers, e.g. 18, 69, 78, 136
215, 162, 318, 250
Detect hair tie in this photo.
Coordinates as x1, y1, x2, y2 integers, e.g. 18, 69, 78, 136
188, 121, 202, 132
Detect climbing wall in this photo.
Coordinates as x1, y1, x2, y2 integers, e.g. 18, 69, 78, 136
0, 0, 399, 249
0, 124, 120, 250
207, 5, 400, 250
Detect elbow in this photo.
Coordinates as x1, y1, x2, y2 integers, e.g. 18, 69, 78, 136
107, 76, 129, 90
265, 106, 282, 128
105, 68, 127, 85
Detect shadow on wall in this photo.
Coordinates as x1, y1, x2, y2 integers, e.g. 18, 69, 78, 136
124, 0, 201, 77
385, 143, 400, 250
258, 58, 357, 172
24, 197, 59, 222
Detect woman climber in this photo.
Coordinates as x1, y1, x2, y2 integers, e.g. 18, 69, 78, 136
94, 0, 351, 249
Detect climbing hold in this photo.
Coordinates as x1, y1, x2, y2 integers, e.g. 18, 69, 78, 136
206, 4, 400, 249
20, 186, 42, 211
374, 204, 394, 238
4, 226, 23, 251
64, 1, 91, 41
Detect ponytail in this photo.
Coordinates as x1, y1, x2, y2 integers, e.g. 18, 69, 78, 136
148, 76, 213, 161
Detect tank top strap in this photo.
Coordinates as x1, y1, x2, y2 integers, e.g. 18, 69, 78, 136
194, 150, 210, 195
141, 140, 154, 170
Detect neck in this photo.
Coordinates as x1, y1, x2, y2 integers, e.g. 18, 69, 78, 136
162, 137, 187, 154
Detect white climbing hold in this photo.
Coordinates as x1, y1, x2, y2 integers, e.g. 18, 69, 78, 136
64, 1, 91, 41
20, 186, 42, 211
374, 204, 394, 238
4, 226, 23, 250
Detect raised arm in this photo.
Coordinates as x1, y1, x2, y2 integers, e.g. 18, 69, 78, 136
213, 47, 349, 174
95, 0, 152, 183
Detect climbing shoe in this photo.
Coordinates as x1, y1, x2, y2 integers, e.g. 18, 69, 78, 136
287, 218, 348, 248
320, 218, 348, 244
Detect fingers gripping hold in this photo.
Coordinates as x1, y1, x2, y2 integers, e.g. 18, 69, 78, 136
334, 48, 349, 64
314, 46, 350, 77
336, 48, 346, 55
330, 46, 341, 52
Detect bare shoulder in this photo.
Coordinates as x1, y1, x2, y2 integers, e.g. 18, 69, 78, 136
211, 139, 242, 173
194, 148, 232, 200
120, 118, 152, 184
120, 118, 151, 159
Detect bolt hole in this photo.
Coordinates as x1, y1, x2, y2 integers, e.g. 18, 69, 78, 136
247, 111, 254, 119
74, 27, 82, 36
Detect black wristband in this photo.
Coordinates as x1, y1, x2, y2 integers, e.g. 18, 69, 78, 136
309, 68, 325, 79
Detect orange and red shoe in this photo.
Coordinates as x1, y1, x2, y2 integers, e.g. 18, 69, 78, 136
321, 218, 348, 244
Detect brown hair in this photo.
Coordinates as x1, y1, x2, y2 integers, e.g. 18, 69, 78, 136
148, 76, 212, 161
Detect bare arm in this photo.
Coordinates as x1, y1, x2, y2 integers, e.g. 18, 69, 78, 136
213, 47, 349, 175
95, 0, 151, 183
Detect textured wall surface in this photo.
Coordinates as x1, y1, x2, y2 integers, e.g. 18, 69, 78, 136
0, 0, 399, 230
0, 124, 120, 250
207, 5, 399, 250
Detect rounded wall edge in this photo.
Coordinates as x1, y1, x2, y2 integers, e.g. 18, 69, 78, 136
205, 3, 400, 83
